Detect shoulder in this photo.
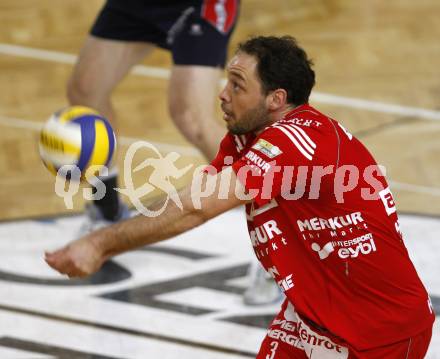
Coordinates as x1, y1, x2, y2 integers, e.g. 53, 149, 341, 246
256, 122, 320, 163
254, 106, 338, 163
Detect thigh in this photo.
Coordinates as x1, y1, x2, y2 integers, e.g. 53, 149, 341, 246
70, 35, 154, 95
168, 65, 222, 116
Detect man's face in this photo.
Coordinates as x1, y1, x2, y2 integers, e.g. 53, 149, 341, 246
219, 52, 271, 135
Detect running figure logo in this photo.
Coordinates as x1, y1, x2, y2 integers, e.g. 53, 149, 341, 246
117, 141, 193, 217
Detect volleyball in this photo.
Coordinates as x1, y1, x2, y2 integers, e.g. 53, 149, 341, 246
38, 106, 116, 180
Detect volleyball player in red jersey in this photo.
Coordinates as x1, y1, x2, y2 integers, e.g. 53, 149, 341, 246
46, 36, 435, 358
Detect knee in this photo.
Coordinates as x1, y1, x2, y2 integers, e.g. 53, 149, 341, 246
66, 72, 103, 106
169, 104, 206, 146
170, 109, 206, 148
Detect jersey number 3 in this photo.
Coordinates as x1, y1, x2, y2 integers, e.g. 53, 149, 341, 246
266, 341, 279, 359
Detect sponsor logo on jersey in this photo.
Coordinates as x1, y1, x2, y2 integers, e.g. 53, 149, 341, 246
311, 242, 335, 259
267, 328, 304, 349
297, 212, 364, 232
245, 150, 272, 174
337, 236, 376, 259
249, 219, 289, 259
251, 139, 282, 159
279, 303, 349, 357
265, 265, 294, 292
249, 219, 282, 246
269, 309, 304, 349
278, 273, 295, 292
311, 233, 376, 260
296, 316, 348, 358
379, 187, 397, 216
189, 23, 203, 36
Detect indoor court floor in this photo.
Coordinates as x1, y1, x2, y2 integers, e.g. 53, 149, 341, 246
0, 0, 439, 357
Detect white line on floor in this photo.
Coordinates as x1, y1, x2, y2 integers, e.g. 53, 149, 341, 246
389, 181, 440, 197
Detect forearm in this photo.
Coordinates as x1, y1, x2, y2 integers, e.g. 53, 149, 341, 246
91, 192, 205, 259
45, 168, 247, 278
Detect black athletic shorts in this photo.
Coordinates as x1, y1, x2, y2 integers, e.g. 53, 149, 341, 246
91, 0, 240, 68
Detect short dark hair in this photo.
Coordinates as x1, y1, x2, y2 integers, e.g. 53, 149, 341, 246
237, 36, 315, 105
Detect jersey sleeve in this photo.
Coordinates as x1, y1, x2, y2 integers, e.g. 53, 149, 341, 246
231, 124, 321, 206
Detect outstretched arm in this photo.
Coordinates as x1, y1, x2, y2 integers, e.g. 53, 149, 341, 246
45, 167, 249, 278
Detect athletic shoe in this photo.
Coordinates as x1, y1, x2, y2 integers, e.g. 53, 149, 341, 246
243, 262, 284, 306
76, 202, 131, 238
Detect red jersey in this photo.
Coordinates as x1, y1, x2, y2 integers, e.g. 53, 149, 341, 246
209, 104, 434, 350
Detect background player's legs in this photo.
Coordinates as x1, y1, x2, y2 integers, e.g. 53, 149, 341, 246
168, 65, 225, 160
67, 36, 155, 222
67, 35, 154, 132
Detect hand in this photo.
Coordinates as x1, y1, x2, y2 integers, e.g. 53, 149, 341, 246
45, 234, 107, 278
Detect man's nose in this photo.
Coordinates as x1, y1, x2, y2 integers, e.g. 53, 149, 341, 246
219, 84, 230, 103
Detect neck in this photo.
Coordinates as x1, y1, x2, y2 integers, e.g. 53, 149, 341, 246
254, 103, 299, 135
277, 103, 299, 120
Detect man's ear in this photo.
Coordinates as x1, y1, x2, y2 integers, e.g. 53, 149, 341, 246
267, 89, 288, 111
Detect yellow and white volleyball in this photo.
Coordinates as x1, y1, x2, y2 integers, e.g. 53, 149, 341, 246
38, 106, 116, 180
